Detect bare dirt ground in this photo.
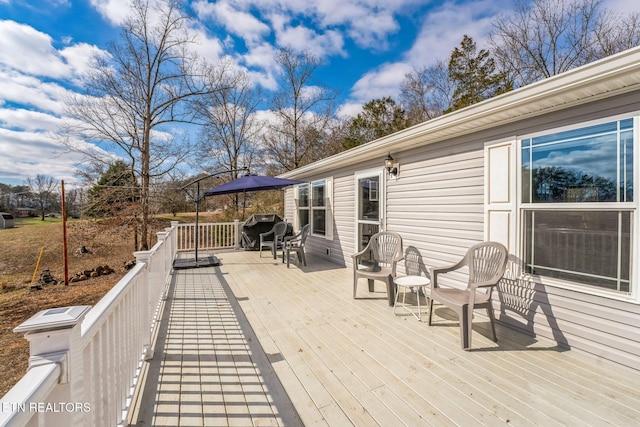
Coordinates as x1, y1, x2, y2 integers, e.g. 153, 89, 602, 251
0, 217, 170, 397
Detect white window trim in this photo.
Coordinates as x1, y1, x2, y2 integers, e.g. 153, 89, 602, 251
513, 113, 640, 303
293, 183, 308, 231
354, 168, 386, 254
294, 178, 333, 241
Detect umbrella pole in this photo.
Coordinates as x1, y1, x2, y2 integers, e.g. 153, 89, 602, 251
242, 189, 247, 220
194, 181, 200, 264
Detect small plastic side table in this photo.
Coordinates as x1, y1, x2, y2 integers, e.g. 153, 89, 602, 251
393, 276, 430, 320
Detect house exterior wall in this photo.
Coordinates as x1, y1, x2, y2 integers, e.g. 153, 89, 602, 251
285, 89, 640, 370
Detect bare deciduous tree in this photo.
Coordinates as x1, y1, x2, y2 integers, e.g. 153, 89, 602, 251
263, 48, 338, 172
26, 174, 58, 221
194, 63, 263, 176
400, 60, 455, 124
152, 171, 189, 217
191, 63, 265, 217
61, 0, 229, 249
590, 10, 640, 60
489, 0, 636, 87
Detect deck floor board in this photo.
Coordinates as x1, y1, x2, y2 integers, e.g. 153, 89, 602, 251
132, 251, 640, 426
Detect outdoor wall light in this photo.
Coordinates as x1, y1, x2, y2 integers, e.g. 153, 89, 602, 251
385, 154, 398, 178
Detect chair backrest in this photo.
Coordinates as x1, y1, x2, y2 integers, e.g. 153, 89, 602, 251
298, 224, 311, 247
466, 242, 508, 287
272, 221, 288, 237
369, 231, 403, 266
404, 246, 426, 276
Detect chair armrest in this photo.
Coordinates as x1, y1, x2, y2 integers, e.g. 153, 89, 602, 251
352, 246, 369, 258
284, 230, 302, 243
351, 251, 375, 271
429, 258, 467, 288
431, 256, 468, 275
283, 234, 301, 249
390, 255, 404, 275
430, 264, 457, 277
351, 252, 363, 266
260, 230, 274, 239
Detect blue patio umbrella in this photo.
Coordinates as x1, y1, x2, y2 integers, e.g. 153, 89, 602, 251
203, 174, 305, 197
204, 174, 305, 222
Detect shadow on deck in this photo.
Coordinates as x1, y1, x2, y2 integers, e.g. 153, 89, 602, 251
132, 250, 640, 426
132, 252, 301, 426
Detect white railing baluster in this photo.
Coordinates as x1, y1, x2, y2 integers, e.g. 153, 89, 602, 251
174, 221, 239, 252
0, 219, 246, 426
0, 222, 180, 426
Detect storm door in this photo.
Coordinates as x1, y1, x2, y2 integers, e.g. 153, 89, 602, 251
355, 170, 384, 258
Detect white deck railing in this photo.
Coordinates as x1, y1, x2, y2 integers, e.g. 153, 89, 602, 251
175, 220, 241, 251
0, 221, 182, 427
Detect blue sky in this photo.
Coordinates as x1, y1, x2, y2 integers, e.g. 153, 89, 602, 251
0, 0, 638, 187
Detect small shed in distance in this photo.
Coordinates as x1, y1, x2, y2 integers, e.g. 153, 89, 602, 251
0, 212, 15, 229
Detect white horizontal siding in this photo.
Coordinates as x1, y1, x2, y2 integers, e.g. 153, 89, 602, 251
282, 89, 640, 372
288, 170, 358, 267
385, 141, 486, 278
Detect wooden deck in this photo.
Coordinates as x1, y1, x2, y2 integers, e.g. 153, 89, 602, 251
132, 250, 640, 426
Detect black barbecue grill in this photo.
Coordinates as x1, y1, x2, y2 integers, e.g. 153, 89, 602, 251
241, 214, 286, 250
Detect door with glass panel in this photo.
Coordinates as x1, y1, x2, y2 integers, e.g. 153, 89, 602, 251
355, 171, 384, 261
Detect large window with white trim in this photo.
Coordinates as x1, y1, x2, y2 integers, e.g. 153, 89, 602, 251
520, 117, 635, 293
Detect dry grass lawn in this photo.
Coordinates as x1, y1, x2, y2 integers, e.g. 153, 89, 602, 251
0, 217, 170, 397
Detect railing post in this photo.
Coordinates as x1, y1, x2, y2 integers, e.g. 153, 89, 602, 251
234, 219, 241, 250
165, 226, 173, 262
156, 231, 167, 243
134, 250, 153, 360
12, 305, 92, 425
156, 231, 168, 284
170, 221, 179, 254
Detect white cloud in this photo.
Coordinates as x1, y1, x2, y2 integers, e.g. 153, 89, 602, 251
187, 25, 225, 63
0, 20, 106, 83
336, 101, 365, 119
0, 108, 62, 132
340, 5, 400, 49
268, 0, 410, 49
602, 0, 640, 14
195, 0, 419, 61
247, 69, 278, 91
90, 1, 226, 66
0, 70, 72, 115
241, 43, 280, 89
273, 24, 345, 58
341, 0, 512, 110
0, 128, 87, 184
59, 43, 106, 78
89, 0, 131, 26
406, 0, 509, 67
192, 0, 271, 47
0, 20, 70, 78
349, 62, 413, 104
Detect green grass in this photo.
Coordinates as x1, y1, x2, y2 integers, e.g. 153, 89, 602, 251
155, 213, 190, 223
13, 216, 61, 227
12, 216, 82, 228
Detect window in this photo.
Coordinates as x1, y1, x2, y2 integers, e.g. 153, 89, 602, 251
311, 181, 326, 235
296, 178, 333, 238
520, 118, 635, 294
297, 184, 309, 228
